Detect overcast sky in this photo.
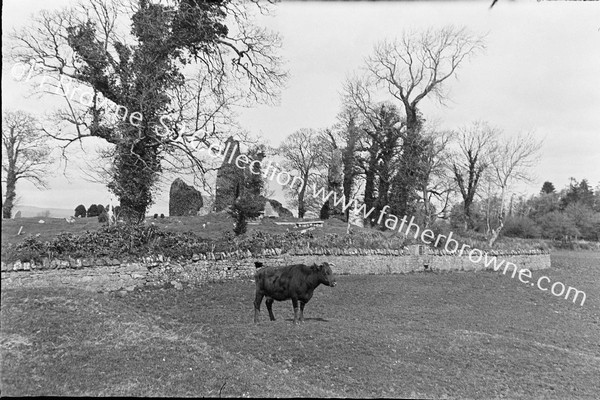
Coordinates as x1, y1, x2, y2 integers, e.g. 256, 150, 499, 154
2, 0, 600, 215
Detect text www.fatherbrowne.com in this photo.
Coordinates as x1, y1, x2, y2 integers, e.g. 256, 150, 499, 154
202, 138, 588, 307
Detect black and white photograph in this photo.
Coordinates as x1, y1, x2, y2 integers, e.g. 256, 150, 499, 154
1, 0, 599, 397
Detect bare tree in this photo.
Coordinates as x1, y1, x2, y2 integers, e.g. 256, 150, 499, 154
367, 26, 485, 129
2, 110, 53, 219
487, 131, 542, 246
366, 26, 486, 216
277, 128, 326, 219
451, 121, 499, 230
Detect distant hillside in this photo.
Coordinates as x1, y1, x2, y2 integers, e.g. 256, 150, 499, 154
12, 205, 74, 219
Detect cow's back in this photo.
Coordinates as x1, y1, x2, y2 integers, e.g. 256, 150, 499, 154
255, 264, 313, 300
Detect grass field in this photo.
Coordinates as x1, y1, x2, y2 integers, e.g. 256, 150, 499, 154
1, 251, 599, 397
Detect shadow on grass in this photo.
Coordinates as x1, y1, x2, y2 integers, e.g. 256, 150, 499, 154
282, 317, 330, 322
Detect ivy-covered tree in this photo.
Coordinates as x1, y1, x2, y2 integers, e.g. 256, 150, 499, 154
10, 0, 286, 223
327, 106, 363, 221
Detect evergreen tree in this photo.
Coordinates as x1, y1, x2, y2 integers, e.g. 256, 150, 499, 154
87, 204, 99, 217
74, 204, 87, 218
540, 181, 555, 194
560, 178, 595, 210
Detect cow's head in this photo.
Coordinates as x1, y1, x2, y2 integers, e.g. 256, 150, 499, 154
312, 262, 336, 287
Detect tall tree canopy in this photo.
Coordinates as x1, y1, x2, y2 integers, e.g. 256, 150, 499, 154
365, 26, 485, 217
10, 0, 286, 222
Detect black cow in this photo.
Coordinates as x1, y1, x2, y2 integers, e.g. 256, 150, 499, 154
253, 262, 336, 324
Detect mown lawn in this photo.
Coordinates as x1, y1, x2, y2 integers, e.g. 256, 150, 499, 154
1, 251, 599, 397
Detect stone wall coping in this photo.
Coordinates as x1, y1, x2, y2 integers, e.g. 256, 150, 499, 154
1, 247, 550, 273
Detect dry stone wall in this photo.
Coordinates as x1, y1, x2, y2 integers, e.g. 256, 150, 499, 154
1, 247, 550, 293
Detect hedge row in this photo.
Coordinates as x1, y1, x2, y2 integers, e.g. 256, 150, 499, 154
2, 225, 410, 263
2, 223, 552, 264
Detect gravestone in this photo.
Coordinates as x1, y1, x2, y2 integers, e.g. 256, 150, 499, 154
169, 178, 203, 216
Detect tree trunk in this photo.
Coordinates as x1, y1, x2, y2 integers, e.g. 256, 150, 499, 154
364, 162, 377, 227
422, 186, 431, 228
2, 171, 17, 219
488, 218, 504, 247
297, 179, 308, 219
488, 186, 507, 247
392, 105, 424, 218
109, 138, 160, 224
342, 132, 358, 222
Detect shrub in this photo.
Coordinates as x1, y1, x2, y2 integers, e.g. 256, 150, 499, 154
229, 195, 263, 235
98, 210, 109, 224
87, 204, 100, 218
74, 204, 87, 218
429, 220, 453, 248
154, 213, 158, 219
502, 216, 541, 239
160, 213, 165, 219
538, 211, 580, 240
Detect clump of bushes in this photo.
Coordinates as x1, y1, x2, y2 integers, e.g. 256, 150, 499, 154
502, 216, 541, 239
4, 222, 416, 263
87, 204, 100, 218
5, 224, 219, 263
74, 204, 87, 218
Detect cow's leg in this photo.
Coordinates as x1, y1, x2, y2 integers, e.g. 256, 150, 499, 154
254, 291, 264, 323
266, 297, 276, 321
291, 298, 299, 324
299, 301, 306, 322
